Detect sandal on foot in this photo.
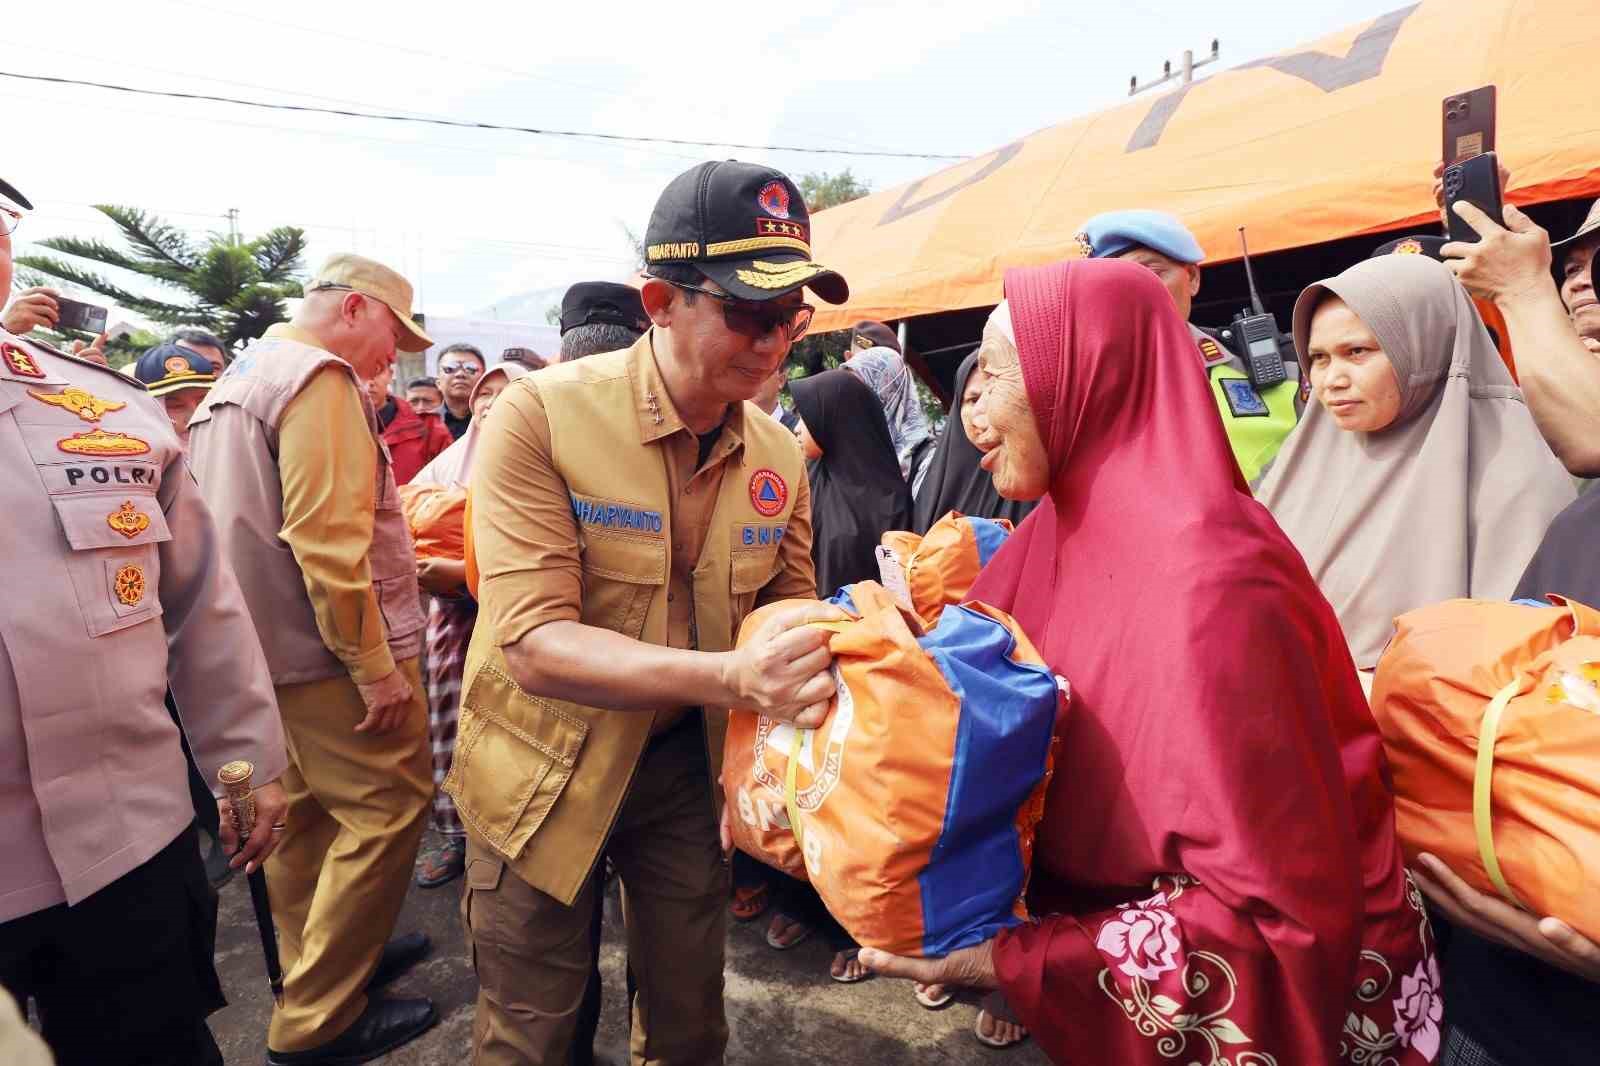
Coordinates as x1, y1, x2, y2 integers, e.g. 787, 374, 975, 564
974, 992, 1029, 1050
730, 882, 771, 922
414, 836, 466, 888
914, 983, 954, 1010
765, 912, 814, 951
829, 948, 873, 984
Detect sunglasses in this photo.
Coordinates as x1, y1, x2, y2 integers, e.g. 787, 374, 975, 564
0, 204, 24, 237
670, 282, 814, 342
438, 361, 483, 376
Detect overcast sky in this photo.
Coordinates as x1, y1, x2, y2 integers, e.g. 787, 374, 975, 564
4, 0, 1404, 324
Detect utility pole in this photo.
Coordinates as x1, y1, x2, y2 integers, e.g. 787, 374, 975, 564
226, 207, 240, 244
1130, 39, 1220, 95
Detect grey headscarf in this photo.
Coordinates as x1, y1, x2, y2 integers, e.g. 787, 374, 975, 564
1257, 254, 1574, 669
844, 347, 934, 486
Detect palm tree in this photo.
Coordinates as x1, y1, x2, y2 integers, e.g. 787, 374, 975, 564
15, 205, 306, 351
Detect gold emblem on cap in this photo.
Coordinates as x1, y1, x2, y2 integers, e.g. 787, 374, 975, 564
107, 500, 152, 539
29, 386, 126, 423
733, 260, 826, 290
1394, 239, 1424, 255
113, 563, 146, 607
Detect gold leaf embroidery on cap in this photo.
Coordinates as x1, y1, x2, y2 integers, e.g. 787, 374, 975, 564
107, 500, 152, 539
733, 261, 826, 289
705, 236, 811, 258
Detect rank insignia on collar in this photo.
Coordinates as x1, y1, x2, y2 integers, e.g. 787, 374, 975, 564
1197, 337, 1228, 365
2, 342, 45, 378
56, 428, 151, 457
29, 386, 127, 423
749, 468, 788, 517
113, 563, 147, 607
107, 500, 152, 539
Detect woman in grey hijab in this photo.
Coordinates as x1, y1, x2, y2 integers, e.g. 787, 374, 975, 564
1257, 253, 1573, 671
844, 347, 936, 492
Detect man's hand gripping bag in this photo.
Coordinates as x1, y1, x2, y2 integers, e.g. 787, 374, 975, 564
723, 581, 1065, 957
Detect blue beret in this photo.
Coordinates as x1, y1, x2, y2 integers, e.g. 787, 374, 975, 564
1075, 209, 1205, 264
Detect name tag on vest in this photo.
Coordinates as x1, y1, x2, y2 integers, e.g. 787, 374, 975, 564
570, 492, 663, 534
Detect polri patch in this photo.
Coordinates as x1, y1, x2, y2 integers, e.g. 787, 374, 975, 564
739, 524, 786, 548
107, 500, 152, 539
29, 386, 126, 423
1221, 378, 1269, 418
570, 494, 663, 533
2, 342, 45, 378
749, 469, 787, 517
56, 428, 152, 458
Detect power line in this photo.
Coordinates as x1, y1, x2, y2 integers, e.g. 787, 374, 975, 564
0, 69, 966, 161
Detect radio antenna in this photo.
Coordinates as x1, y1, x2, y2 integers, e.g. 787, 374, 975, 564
1238, 227, 1268, 317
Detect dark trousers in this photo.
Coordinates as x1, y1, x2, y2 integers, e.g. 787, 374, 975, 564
0, 825, 226, 1066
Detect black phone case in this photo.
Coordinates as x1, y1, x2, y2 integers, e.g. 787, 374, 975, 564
1443, 152, 1503, 245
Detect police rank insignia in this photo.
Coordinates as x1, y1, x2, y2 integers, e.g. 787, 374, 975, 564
2, 342, 45, 378
1197, 337, 1228, 366
107, 499, 152, 539
56, 428, 152, 457
29, 386, 127, 423
1221, 378, 1270, 418
757, 181, 792, 219
113, 563, 146, 607
749, 469, 788, 517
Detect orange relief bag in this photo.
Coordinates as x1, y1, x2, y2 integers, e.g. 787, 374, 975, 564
1371, 596, 1600, 939
878, 511, 1013, 628
399, 482, 468, 562
723, 581, 1065, 957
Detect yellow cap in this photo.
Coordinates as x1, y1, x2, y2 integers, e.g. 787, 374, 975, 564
307, 253, 435, 353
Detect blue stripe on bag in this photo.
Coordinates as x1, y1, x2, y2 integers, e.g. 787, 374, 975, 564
967, 518, 1011, 568
916, 604, 1058, 957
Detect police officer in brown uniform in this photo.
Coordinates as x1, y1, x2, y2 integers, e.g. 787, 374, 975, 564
189, 255, 439, 1064
454, 161, 851, 1066
0, 173, 290, 1066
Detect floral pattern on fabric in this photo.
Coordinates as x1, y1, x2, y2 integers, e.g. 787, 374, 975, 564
1097, 889, 1184, 981
1339, 873, 1441, 1065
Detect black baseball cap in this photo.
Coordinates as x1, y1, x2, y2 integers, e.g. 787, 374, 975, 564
849, 320, 901, 353
643, 161, 848, 304
560, 281, 649, 336
1370, 235, 1447, 261
133, 343, 215, 397
0, 175, 32, 211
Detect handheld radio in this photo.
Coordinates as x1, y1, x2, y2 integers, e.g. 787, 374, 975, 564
1229, 228, 1287, 389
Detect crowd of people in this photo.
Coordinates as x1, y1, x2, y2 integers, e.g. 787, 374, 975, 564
0, 136, 1598, 1066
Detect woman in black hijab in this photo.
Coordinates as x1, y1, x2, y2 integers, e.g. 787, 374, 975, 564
910, 350, 1036, 534
790, 368, 913, 597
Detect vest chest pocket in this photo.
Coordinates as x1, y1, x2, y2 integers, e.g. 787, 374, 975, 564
50, 492, 172, 637
730, 530, 783, 621
578, 530, 666, 639
445, 661, 588, 860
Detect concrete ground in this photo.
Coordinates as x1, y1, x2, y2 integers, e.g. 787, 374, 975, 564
210, 832, 1053, 1065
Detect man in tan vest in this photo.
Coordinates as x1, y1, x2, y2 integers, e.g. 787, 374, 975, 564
189, 255, 438, 1065
454, 161, 851, 1066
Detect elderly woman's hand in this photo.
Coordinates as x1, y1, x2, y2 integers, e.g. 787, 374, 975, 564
1412, 852, 1600, 983
1440, 201, 1555, 305
858, 936, 1000, 990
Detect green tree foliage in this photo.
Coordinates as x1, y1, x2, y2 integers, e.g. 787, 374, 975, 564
15, 205, 306, 352
798, 170, 871, 212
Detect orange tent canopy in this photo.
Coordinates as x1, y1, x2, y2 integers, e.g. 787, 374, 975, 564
810, 0, 1600, 332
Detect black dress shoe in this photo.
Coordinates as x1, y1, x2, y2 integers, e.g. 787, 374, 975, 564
266, 997, 437, 1066
365, 931, 431, 991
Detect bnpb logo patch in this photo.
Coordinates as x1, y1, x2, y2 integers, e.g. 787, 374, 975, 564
757, 181, 791, 219
749, 468, 787, 517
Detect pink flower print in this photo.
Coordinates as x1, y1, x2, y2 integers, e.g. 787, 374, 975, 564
1392, 955, 1444, 1061
1096, 891, 1183, 982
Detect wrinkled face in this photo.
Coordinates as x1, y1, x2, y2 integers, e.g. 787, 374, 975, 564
162, 390, 206, 446
1559, 235, 1600, 343
1306, 296, 1404, 433
644, 277, 803, 407
967, 329, 1050, 500
471, 371, 509, 422
407, 384, 442, 414
334, 293, 405, 381
1117, 247, 1200, 322
437, 351, 484, 404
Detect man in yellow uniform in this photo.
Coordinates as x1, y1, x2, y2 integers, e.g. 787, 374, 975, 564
189, 255, 438, 1065
1075, 209, 1304, 483
454, 161, 850, 1066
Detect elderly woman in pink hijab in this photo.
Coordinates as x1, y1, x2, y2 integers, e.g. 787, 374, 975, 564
409, 361, 529, 886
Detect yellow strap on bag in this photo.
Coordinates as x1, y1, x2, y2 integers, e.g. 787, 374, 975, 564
1473, 678, 1527, 909
786, 725, 808, 850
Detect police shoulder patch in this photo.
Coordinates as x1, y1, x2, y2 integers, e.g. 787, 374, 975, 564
1220, 378, 1269, 418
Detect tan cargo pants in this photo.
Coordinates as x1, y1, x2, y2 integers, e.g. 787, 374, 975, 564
265, 657, 432, 1051
463, 720, 729, 1066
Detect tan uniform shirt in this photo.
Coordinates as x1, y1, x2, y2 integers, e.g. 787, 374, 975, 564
0, 329, 286, 922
